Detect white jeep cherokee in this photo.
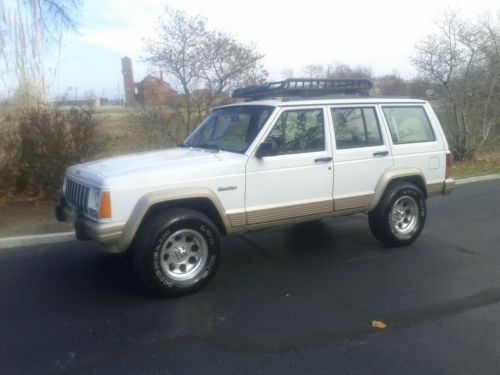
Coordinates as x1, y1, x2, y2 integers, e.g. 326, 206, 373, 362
56, 79, 455, 296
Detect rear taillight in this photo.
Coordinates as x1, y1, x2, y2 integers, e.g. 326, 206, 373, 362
445, 153, 453, 179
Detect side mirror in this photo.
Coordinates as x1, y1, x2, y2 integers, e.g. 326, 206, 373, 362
256, 141, 277, 158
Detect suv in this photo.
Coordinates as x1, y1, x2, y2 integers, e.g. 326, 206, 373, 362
56, 79, 455, 296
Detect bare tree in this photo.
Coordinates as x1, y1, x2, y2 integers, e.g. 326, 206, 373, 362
144, 8, 205, 134
301, 63, 372, 80
144, 7, 268, 136
303, 64, 324, 78
199, 31, 266, 99
412, 10, 500, 160
36, 0, 80, 35
0, 0, 80, 103
375, 72, 409, 96
326, 64, 372, 79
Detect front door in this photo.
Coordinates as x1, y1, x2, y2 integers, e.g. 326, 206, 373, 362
245, 107, 334, 225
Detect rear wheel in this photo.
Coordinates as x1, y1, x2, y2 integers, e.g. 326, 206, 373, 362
369, 182, 426, 246
133, 208, 221, 296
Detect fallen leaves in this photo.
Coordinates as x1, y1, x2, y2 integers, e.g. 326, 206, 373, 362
371, 320, 387, 329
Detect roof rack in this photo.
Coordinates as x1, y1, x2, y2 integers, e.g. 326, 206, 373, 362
232, 78, 373, 100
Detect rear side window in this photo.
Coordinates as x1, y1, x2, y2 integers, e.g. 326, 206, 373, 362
382, 106, 435, 144
331, 107, 383, 149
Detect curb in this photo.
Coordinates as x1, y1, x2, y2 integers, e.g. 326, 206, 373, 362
0, 232, 75, 250
1, 173, 500, 250
455, 174, 500, 185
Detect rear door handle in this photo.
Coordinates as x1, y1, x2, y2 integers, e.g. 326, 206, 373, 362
314, 157, 333, 163
373, 151, 389, 157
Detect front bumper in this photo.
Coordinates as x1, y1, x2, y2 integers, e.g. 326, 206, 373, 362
55, 197, 125, 253
443, 178, 456, 195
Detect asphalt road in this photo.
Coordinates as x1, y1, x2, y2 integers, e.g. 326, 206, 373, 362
1, 180, 500, 374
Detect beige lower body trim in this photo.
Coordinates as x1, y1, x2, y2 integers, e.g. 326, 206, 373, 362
230, 193, 373, 230
426, 182, 443, 197
244, 212, 335, 232
334, 194, 374, 212
228, 212, 246, 227
246, 199, 334, 225
227, 176, 457, 233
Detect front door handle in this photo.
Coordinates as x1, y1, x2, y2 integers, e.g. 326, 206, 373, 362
373, 151, 389, 157
314, 157, 333, 163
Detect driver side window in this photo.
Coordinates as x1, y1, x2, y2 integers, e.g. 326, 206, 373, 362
265, 108, 325, 155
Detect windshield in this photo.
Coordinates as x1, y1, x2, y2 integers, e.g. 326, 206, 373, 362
182, 105, 275, 153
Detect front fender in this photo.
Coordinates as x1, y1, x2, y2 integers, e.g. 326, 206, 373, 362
116, 187, 231, 252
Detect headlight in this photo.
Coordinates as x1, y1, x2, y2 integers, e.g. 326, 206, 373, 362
87, 187, 101, 219
62, 177, 67, 194
87, 188, 112, 219
87, 189, 112, 220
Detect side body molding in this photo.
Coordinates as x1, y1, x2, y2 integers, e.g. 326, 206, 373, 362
368, 168, 427, 211
116, 187, 231, 252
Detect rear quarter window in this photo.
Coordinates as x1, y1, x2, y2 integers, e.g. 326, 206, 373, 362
382, 106, 435, 144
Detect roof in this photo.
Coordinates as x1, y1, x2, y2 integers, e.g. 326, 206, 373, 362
137, 75, 171, 88
216, 97, 426, 110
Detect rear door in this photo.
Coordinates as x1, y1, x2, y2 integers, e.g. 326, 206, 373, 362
329, 105, 394, 211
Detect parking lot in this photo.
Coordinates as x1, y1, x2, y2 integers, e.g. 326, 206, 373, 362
1, 180, 499, 374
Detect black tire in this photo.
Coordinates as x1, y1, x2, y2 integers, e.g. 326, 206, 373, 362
368, 182, 426, 247
133, 208, 221, 297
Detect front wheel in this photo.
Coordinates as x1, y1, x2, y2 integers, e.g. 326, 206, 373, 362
133, 208, 221, 296
368, 182, 426, 247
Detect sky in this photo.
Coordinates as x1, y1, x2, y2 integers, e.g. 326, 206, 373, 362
41, 0, 500, 99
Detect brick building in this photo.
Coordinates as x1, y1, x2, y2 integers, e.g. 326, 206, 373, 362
121, 57, 178, 107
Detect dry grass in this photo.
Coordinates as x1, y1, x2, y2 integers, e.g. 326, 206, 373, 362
93, 107, 146, 157
453, 152, 500, 179
93, 106, 186, 157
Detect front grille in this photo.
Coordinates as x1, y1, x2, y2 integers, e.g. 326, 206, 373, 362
65, 179, 90, 212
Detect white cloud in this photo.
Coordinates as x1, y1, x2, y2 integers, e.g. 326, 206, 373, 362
49, 0, 500, 95
79, 26, 144, 55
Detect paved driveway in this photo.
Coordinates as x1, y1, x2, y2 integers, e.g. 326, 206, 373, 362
1, 180, 499, 374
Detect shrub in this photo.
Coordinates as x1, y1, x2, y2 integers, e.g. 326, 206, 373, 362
1, 104, 104, 199
131, 106, 183, 149
0, 114, 16, 198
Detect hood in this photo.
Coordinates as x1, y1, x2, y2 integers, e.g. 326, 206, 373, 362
67, 148, 246, 188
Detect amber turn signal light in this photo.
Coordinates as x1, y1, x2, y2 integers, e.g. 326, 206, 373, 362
99, 191, 112, 219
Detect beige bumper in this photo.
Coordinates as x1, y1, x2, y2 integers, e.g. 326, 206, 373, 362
55, 200, 126, 253
443, 178, 456, 195
80, 220, 125, 249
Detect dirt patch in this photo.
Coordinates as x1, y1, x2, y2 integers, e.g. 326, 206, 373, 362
0, 201, 72, 237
